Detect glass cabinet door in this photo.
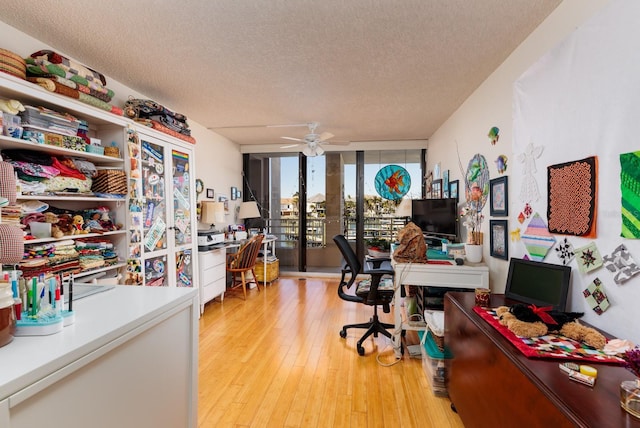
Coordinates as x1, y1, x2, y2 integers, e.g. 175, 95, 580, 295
141, 139, 167, 253
172, 149, 194, 287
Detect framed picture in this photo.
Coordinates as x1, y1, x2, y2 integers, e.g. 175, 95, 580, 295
218, 195, 229, 213
206, 188, 214, 199
431, 179, 443, 199
231, 186, 238, 200
449, 180, 459, 201
443, 170, 450, 198
237, 190, 242, 199
490, 176, 508, 216
490, 219, 509, 260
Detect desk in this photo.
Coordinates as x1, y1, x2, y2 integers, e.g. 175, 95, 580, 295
391, 260, 489, 357
445, 292, 640, 428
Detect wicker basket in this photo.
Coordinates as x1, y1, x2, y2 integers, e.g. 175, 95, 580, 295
255, 259, 279, 283
91, 169, 127, 194
104, 146, 120, 158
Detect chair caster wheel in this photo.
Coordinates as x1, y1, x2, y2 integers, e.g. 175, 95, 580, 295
357, 346, 365, 356
339, 329, 347, 338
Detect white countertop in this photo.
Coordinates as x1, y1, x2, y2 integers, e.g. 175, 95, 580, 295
0, 285, 197, 401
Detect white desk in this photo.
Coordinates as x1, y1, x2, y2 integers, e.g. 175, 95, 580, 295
391, 260, 489, 357
0, 285, 198, 428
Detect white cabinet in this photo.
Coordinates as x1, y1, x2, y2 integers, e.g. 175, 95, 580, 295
0, 73, 129, 281
198, 247, 226, 313
134, 128, 198, 288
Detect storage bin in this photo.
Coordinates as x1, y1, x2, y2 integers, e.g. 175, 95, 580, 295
418, 330, 452, 397
91, 169, 127, 194
86, 145, 105, 155
255, 259, 279, 283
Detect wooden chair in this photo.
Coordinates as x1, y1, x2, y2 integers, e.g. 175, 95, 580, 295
226, 234, 265, 299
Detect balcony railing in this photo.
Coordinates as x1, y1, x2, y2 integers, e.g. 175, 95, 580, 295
266, 216, 407, 248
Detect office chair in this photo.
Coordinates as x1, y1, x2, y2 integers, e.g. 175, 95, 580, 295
333, 234, 395, 356
226, 234, 264, 299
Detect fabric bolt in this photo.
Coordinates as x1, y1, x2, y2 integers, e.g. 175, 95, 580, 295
50, 157, 86, 180
0, 161, 17, 204
8, 161, 60, 179
620, 151, 640, 238
547, 156, 597, 237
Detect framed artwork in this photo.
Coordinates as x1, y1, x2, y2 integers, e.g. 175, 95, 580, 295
443, 170, 450, 198
218, 195, 229, 213
449, 180, 459, 201
431, 179, 443, 199
490, 176, 508, 216
237, 190, 242, 199
231, 186, 238, 200
490, 219, 509, 260
206, 188, 214, 199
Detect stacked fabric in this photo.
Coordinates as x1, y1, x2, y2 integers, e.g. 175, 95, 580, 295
24, 50, 122, 116
124, 98, 195, 144
2, 149, 94, 195
76, 237, 117, 270
1, 205, 23, 227
19, 239, 81, 280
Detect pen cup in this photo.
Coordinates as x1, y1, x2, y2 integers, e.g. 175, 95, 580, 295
475, 288, 491, 307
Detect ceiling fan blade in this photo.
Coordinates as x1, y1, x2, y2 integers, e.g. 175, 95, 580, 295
280, 144, 300, 149
281, 136, 304, 142
318, 132, 334, 142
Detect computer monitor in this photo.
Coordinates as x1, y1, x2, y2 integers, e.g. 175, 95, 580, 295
504, 258, 572, 311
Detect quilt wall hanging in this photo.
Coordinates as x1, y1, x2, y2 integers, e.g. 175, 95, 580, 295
547, 156, 597, 237
620, 151, 640, 238
520, 212, 556, 261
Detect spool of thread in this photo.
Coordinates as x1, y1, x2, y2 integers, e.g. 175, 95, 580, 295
475, 288, 491, 307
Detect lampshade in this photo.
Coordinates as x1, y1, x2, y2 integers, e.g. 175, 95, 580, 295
394, 198, 412, 218
238, 201, 261, 220
302, 142, 324, 157
201, 201, 225, 225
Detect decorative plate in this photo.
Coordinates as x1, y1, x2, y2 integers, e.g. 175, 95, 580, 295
374, 165, 411, 200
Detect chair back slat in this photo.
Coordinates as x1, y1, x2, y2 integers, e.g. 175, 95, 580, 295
228, 234, 264, 271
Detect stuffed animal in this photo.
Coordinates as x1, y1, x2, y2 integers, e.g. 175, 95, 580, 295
496, 303, 606, 349
71, 214, 88, 235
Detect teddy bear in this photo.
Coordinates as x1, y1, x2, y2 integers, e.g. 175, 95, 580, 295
71, 214, 88, 235
496, 303, 607, 349
43, 212, 64, 238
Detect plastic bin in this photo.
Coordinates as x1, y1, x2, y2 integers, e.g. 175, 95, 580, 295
418, 330, 452, 397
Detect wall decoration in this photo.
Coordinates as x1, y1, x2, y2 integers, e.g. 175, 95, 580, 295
620, 151, 640, 238
510, 227, 521, 242
490, 220, 508, 260
521, 212, 556, 261
443, 170, 450, 198
554, 237, 575, 266
231, 186, 238, 200
434, 162, 441, 180
489, 176, 508, 216
431, 179, 442, 199
575, 242, 603, 274
602, 244, 640, 284
547, 156, 597, 237
488, 126, 500, 145
583, 278, 610, 315
449, 180, 459, 201
374, 164, 411, 200
465, 153, 490, 213
195, 179, 204, 196
206, 188, 214, 199
237, 190, 242, 200
517, 141, 544, 203
218, 195, 229, 213
495, 154, 508, 174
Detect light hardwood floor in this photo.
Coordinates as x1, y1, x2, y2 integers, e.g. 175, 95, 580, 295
198, 277, 465, 428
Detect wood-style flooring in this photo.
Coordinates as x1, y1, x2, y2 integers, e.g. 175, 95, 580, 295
198, 277, 465, 427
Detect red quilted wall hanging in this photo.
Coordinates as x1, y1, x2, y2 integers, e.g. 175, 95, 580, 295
547, 156, 597, 237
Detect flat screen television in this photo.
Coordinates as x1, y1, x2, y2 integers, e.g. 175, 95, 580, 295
504, 258, 572, 311
411, 198, 458, 240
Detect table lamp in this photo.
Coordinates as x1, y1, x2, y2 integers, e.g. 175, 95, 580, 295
394, 198, 412, 221
201, 201, 225, 230
238, 201, 261, 237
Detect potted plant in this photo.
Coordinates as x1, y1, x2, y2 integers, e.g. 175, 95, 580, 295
366, 237, 391, 258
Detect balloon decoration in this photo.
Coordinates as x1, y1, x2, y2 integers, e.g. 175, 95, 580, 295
375, 165, 411, 200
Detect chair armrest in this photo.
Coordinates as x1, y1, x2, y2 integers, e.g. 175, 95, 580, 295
365, 255, 391, 269
363, 258, 393, 275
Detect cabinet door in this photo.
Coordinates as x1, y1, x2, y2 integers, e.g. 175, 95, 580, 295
171, 149, 195, 287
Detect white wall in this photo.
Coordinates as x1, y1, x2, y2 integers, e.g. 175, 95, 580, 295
427, 0, 640, 343
0, 20, 243, 232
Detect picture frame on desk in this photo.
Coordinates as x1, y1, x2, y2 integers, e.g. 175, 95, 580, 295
490, 219, 508, 260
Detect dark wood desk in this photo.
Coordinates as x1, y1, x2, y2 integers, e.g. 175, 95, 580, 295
445, 292, 640, 428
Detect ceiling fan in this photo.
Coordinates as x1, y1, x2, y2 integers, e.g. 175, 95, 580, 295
279, 122, 348, 157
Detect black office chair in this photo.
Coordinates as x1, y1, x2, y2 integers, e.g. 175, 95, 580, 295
333, 234, 395, 356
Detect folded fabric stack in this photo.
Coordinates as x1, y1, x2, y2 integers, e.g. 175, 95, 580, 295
19, 240, 81, 280
124, 98, 195, 144
24, 50, 122, 116
76, 237, 117, 269
2, 149, 94, 195
1, 205, 23, 227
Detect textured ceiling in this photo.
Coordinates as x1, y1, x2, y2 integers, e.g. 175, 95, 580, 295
0, 0, 561, 150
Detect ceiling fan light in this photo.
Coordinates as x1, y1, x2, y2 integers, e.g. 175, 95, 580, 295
302, 144, 324, 157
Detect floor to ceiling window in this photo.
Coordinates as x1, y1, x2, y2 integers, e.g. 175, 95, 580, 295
244, 149, 424, 273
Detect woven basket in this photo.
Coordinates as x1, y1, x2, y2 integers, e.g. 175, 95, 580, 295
104, 146, 120, 158
91, 169, 127, 194
255, 259, 279, 283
